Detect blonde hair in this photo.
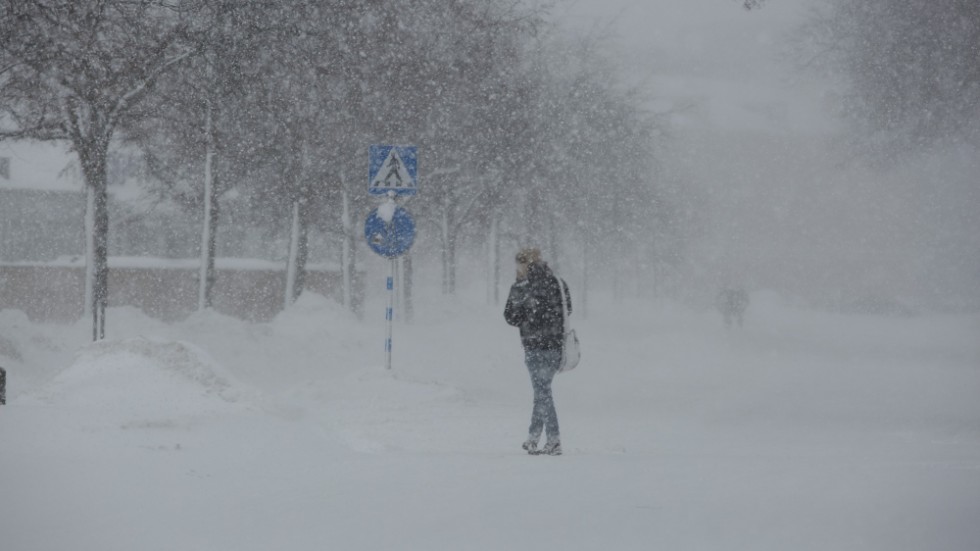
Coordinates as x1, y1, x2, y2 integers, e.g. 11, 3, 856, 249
515, 247, 541, 265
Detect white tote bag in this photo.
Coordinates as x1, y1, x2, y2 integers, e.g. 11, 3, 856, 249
555, 276, 580, 373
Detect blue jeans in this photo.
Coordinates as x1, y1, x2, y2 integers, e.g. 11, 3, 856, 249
525, 348, 561, 443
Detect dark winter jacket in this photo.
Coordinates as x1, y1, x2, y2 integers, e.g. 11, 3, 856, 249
504, 262, 571, 350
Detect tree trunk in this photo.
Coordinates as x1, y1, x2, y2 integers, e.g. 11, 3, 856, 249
84, 185, 95, 320
341, 185, 356, 313
93, 181, 108, 341
284, 198, 310, 307
447, 233, 457, 295
295, 198, 310, 300
582, 238, 590, 319
438, 191, 460, 295
198, 101, 218, 311
522, 189, 534, 245
548, 206, 559, 273
201, 183, 219, 308
487, 211, 500, 305
524, 183, 545, 245
441, 197, 451, 294
285, 201, 299, 306
78, 141, 110, 341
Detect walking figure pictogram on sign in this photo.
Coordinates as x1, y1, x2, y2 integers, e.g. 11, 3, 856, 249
382, 154, 403, 186
369, 145, 417, 196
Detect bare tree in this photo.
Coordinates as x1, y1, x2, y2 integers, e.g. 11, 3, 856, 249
0, 0, 199, 339
124, 0, 273, 311
804, 0, 980, 156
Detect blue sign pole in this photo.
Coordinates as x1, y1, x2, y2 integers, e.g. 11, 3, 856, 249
385, 264, 394, 370
368, 144, 419, 370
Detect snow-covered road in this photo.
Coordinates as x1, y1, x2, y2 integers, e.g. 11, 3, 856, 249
2, 289, 978, 550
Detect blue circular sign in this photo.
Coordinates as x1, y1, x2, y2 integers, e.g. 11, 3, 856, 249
364, 206, 416, 258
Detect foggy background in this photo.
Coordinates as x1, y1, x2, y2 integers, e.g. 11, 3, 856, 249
1, 0, 978, 324
562, 0, 980, 313
2, 5, 979, 548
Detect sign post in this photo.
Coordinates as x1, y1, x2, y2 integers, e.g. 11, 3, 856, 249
366, 145, 418, 369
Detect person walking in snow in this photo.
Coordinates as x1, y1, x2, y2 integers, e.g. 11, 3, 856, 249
504, 247, 571, 456
717, 286, 749, 328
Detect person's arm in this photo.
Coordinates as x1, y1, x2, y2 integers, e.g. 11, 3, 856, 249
504, 282, 530, 326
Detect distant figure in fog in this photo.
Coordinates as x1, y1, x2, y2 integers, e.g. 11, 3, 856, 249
717, 287, 749, 328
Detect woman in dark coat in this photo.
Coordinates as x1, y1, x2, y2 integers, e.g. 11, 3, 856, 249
504, 248, 570, 456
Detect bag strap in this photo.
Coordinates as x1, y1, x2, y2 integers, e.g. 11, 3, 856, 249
554, 275, 568, 331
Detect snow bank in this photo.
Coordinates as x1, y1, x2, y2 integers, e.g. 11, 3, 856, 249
30, 337, 244, 425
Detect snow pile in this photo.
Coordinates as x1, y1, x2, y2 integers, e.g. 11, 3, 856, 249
376, 196, 397, 222
0, 308, 85, 393
34, 337, 243, 422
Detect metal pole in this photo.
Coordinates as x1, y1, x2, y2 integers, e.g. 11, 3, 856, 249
0, 366, 6, 405
403, 254, 414, 323
386, 258, 394, 369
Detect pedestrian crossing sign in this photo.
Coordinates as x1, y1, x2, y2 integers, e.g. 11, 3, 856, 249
369, 145, 418, 196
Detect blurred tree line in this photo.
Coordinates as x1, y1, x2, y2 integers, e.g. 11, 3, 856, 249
800, 0, 980, 157
4, 0, 976, 338
0, 0, 666, 339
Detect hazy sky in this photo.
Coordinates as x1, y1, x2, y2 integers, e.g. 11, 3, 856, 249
561, 0, 809, 80
555, 0, 980, 311
559, 0, 828, 134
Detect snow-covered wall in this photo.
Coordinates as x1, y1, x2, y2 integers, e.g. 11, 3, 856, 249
0, 257, 362, 322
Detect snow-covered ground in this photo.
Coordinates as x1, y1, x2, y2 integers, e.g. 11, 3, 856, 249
1, 284, 978, 551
